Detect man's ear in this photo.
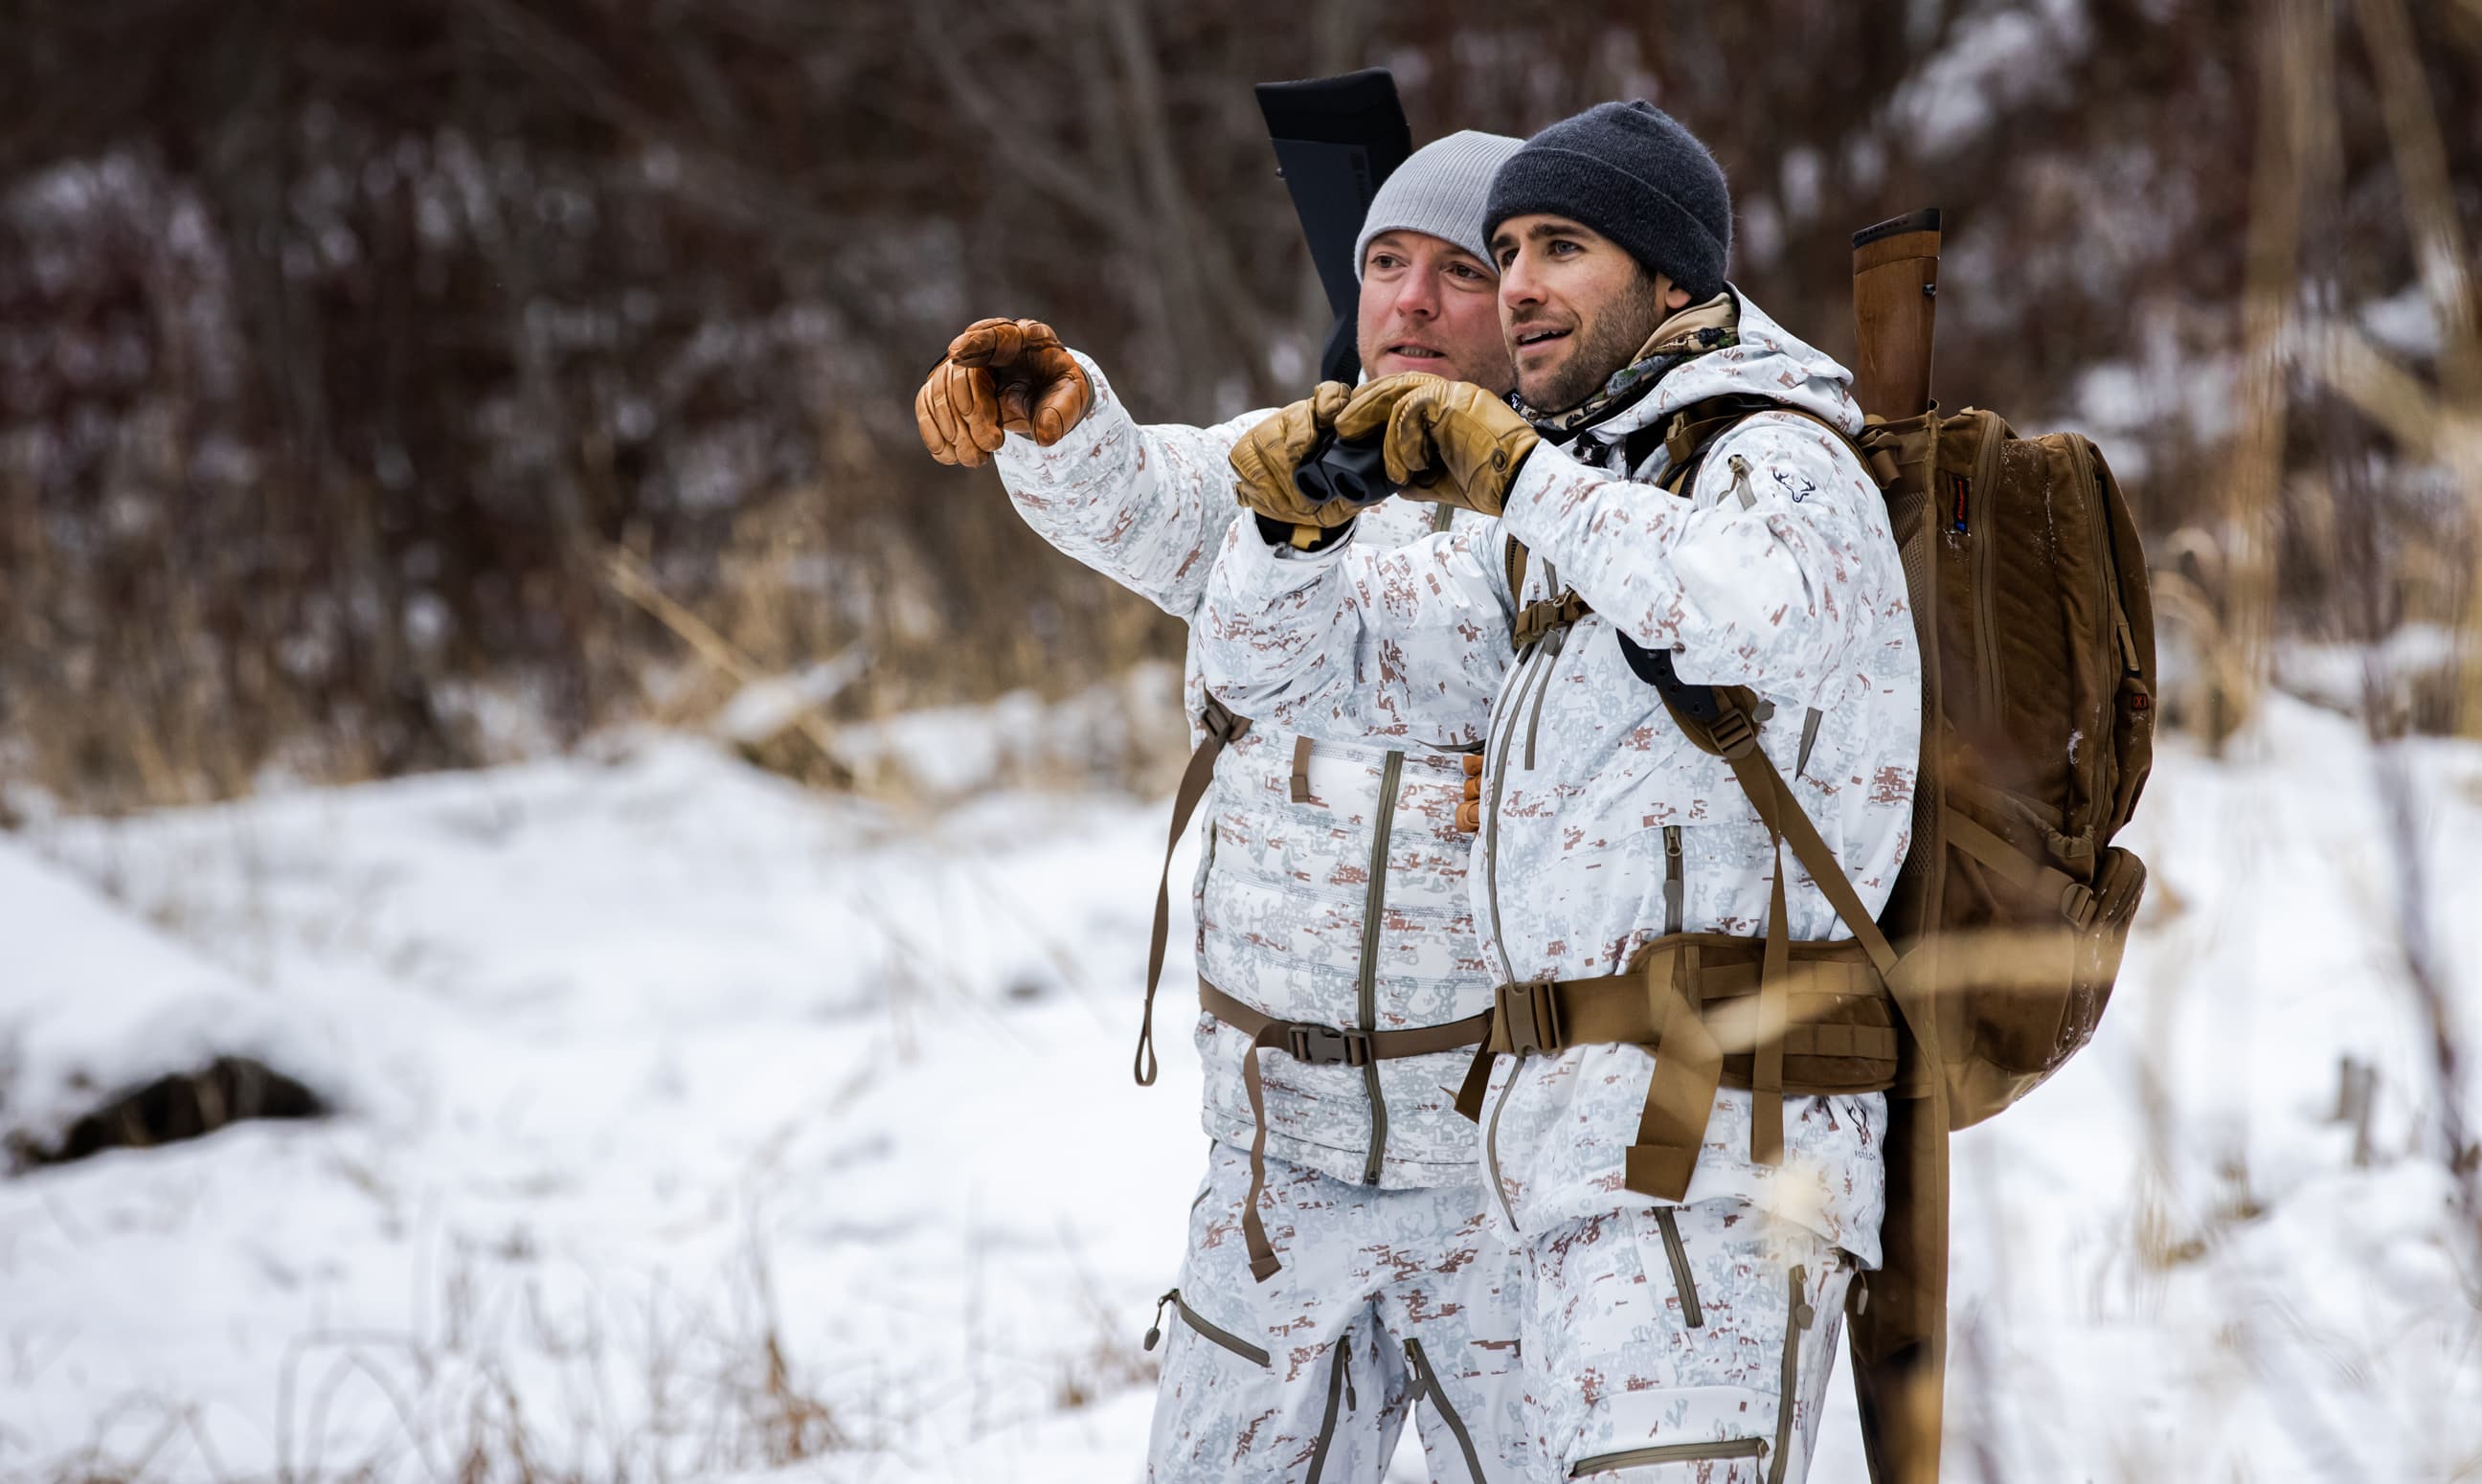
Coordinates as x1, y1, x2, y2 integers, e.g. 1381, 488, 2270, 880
1658, 274, 1693, 311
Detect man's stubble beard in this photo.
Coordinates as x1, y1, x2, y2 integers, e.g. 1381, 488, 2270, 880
1523, 270, 1668, 415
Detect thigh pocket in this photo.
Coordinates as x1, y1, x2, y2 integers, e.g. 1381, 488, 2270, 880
1567, 1226, 1828, 1481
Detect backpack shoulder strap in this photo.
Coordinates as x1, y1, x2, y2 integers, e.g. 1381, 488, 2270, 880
1617, 395, 1890, 758
1650, 397, 1887, 497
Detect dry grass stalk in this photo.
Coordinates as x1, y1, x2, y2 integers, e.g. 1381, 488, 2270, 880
2353, 0, 2482, 737
601, 548, 857, 787
2198, 0, 2318, 752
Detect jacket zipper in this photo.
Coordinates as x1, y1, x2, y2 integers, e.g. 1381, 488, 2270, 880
1482, 646, 1554, 989
1401, 1338, 1489, 1484
1143, 1288, 1270, 1367
1484, 1047, 1526, 1234
1652, 1205, 1703, 1327
1304, 1341, 1351, 1483
1480, 599, 1563, 1235
1355, 751, 1405, 1184
1767, 1265, 1816, 1484
1523, 623, 1568, 769
1662, 825, 1685, 934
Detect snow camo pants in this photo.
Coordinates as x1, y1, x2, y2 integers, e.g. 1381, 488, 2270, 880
1146, 1143, 1532, 1483
1523, 1199, 1853, 1481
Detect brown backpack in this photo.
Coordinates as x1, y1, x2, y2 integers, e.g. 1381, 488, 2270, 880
1523, 396, 2158, 1130
1493, 395, 2157, 1484
1856, 406, 2156, 1128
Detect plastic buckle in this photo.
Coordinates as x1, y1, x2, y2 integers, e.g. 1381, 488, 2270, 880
1199, 696, 1245, 744
1286, 1024, 1373, 1067
2061, 882, 2099, 932
1708, 708, 1756, 758
1663, 414, 1695, 469
1498, 980, 1563, 1057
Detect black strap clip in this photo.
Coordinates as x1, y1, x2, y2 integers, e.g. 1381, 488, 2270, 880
1286, 1023, 1374, 1067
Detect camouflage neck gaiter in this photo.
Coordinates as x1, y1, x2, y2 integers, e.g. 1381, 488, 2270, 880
1519, 291, 1741, 444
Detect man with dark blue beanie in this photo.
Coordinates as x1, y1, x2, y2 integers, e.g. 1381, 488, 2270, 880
1205, 101, 1923, 1482
1484, 100, 1735, 418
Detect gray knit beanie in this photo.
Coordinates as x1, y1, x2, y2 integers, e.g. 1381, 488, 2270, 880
1353, 129, 1525, 278
1483, 102, 1732, 301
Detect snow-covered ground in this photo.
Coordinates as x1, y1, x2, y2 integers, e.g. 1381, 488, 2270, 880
2, 694, 2477, 1482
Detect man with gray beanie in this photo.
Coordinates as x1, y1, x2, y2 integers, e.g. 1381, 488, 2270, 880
918, 129, 1536, 1484
1201, 100, 1923, 1482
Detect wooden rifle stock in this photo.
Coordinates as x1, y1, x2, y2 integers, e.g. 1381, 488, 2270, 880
1848, 205, 1946, 1484
1851, 209, 1943, 421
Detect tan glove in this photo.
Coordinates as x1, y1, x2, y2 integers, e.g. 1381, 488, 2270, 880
1227, 382, 1361, 531
916, 318, 1094, 467
1335, 373, 1540, 516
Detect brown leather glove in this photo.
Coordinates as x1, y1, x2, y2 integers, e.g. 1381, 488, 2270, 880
916, 317, 1094, 467
1335, 372, 1540, 516
1227, 382, 1360, 531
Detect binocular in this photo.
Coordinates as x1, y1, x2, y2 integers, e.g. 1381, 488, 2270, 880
1289, 434, 1393, 507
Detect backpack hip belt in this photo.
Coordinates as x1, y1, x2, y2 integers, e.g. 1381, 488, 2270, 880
1449, 932, 1903, 1203
1198, 976, 1492, 1282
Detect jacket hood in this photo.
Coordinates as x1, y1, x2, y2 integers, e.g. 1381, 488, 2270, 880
1569, 287, 1864, 453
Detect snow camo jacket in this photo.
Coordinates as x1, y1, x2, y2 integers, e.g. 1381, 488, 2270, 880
991, 353, 1497, 1190
1196, 294, 1923, 1264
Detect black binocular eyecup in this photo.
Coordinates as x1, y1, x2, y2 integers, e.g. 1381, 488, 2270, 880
1291, 435, 1392, 507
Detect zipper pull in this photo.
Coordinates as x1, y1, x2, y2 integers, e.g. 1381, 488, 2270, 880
1663, 825, 1685, 933
1143, 1290, 1176, 1352
1728, 455, 1756, 509
1343, 1348, 1357, 1411
1788, 1266, 1816, 1330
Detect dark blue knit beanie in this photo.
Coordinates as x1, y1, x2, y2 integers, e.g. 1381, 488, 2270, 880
1484, 101, 1732, 301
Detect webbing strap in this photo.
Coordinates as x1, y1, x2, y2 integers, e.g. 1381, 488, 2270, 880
1511, 589, 1589, 652
1455, 940, 1900, 1201
1137, 696, 1250, 1087
1721, 740, 1902, 977
1200, 977, 1492, 1283
1941, 806, 2098, 929
1751, 830, 1791, 1166
1475, 958, 1895, 1058
1630, 941, 1726, 1199
1661, 396, 1778, 469
1721, 732, 1896, 1180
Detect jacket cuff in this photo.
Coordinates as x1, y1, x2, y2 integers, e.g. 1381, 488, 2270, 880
990, 349, 1122, 485
1225, 512, 1356, 590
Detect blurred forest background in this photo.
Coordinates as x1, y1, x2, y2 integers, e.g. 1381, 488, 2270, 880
3, 0, 2478, 811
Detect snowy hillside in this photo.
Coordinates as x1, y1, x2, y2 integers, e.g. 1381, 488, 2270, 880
2, 697, 2477, 1482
